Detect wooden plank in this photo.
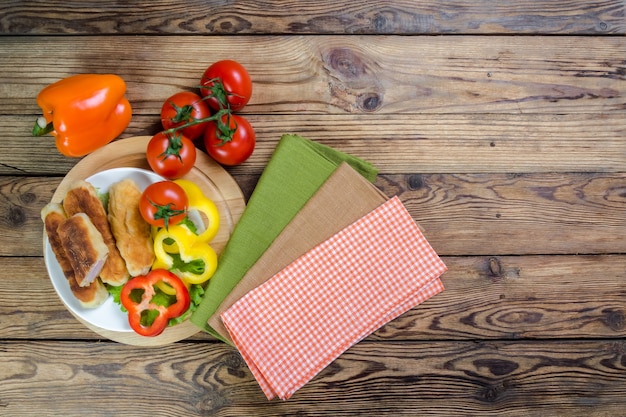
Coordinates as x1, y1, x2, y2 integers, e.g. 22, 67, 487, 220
3, 113, 626, 176
1, 0, 624, 35
5, 171, 624, 258
2, 36, 625, 115
387, 172, 626, 255
1, 2, 623, 415
1, 339, 625, 415
3, 255, 624, 341
376, 255, 626, 340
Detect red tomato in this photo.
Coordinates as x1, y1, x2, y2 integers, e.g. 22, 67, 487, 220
203, 114, 255, 166
147, 132, 197, 179
139, 181, 189, 229
160, 92, 211, 140
200, 60, 252, 111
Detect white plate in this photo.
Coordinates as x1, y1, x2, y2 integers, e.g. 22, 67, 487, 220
43, 136, 246, 345
44, 167, 165, 332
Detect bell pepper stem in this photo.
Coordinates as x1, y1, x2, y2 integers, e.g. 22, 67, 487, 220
32, 117, 54, 137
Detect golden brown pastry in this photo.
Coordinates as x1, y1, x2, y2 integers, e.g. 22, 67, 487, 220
41, 203, 109, 308
63, 180, 129, 286
107, 179, 154, 276
57, 212, 109, 287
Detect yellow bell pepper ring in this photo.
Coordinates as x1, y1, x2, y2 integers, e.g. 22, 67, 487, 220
151, 225, 180, 254
153, 224, 218, 286
174, 179, 220, 243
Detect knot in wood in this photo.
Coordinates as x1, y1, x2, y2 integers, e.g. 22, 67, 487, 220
8, 205, 26, 226
478, 380, 514, 403
474, 358, 519, 376
198, 390, 230, 414
488, 257, 502, 278
204, 15, 252, 33
223, 351, 244, 369
480, 384, 503, 403
407, 174, 425, 190
358, 92, 382, 112
327, 48, 366, 79
20, 192, 36, 204
602, 308, 625, 331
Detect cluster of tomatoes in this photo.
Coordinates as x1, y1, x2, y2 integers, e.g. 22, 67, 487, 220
146, 60, 256, 179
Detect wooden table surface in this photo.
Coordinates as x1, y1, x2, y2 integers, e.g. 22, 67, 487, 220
1, 1, 625, 415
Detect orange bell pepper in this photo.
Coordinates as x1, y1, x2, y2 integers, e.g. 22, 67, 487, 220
33, 74, 132, 157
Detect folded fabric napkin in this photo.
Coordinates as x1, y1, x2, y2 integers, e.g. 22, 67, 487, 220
208, 162, 388, 343
221, 196, 447, 400
190, 134, 378, 337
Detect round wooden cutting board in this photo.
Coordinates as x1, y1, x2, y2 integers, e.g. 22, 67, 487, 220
46, 136, 246, 346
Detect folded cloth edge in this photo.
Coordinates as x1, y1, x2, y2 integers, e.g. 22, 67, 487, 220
228, 277, 445, 400
208, 162, 388, 344
190, 134, 379, 336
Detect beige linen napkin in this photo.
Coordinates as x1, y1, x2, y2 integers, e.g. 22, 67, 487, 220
208, 162, 388, 343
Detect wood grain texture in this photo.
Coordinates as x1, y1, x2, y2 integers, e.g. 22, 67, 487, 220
3, 255, 624, 341
1, 0, 624, 35
383, 172, 626, 255
1, 2, 625, 414
1, 340, 625, 416
5, 172, 623, 257
3, 113, 626, 176
377, 255, 626, 340
2, 36, 625, 116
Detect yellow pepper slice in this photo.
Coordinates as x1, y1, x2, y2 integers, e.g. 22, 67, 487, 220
151, 224, 180, 254
153, 224, 218, 286
174, 179, 220, 243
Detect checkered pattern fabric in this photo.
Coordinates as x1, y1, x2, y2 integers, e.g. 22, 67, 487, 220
221, 196, 447, 400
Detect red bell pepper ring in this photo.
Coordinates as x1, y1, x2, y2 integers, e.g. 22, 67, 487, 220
120, 269, 190, 337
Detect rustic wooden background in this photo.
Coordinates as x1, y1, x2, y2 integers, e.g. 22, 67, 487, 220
0, 1, 625, 416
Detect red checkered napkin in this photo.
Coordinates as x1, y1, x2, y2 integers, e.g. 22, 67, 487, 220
221, 196, 447, 400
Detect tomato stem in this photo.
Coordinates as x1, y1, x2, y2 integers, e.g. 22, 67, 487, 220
161, 78, 240, 143
215, 111, 237, 144
198, 78, 243, 110
168, 101, 195, 124
148, 198, 186, 230
159, 132, 185, 162
163, 108, 234, 142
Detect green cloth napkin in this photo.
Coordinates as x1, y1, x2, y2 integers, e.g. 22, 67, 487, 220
190, 134, 378, 339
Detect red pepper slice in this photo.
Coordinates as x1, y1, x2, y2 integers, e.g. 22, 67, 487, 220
120, 269, 190, 337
